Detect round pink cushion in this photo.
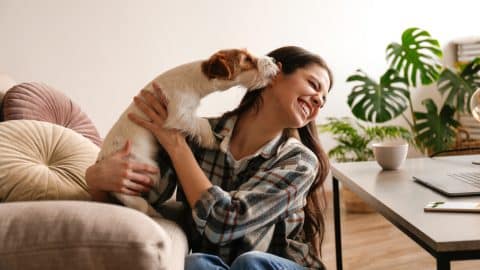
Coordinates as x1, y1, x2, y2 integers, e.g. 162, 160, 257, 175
2, 82, 102, 146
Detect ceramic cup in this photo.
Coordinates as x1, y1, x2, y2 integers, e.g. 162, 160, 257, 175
372, 142, 408, 170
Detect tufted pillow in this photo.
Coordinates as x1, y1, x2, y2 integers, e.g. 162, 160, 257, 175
2, 82, 102, 146
0, 120, 99, 202
0, 73, 17, 118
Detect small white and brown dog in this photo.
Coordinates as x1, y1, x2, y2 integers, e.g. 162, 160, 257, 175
98, 49, 279, 216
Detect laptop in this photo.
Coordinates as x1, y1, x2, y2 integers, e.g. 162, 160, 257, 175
413, 171, 480, 197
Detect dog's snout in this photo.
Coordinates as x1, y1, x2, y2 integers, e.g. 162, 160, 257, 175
257, 56, 279, 77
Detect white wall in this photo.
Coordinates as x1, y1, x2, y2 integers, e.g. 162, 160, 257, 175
1, 0, 479, 152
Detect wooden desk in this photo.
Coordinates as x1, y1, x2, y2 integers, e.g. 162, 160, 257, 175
331, 155, 480, 270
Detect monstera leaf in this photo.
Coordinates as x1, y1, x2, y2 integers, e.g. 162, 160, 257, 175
347, 69, 409, 123
438, 58, 480, 113
386, 27, 443, 87
414, 99, 459, 153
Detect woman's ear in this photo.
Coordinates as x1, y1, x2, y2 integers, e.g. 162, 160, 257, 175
276, 61, 283, 71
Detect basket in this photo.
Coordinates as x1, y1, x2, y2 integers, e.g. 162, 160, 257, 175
430, 127, 480, 157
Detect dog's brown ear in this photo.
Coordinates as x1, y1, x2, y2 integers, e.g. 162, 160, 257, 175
201, 54, 232, 80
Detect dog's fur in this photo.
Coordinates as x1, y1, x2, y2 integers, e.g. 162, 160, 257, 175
97, 49, 279, 216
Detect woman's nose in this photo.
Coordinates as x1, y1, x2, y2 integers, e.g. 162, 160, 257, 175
311, 95, 323, 108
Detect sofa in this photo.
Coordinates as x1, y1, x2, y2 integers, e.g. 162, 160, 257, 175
0, 76, 189, 270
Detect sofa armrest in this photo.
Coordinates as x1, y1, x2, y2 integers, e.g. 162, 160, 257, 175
0, 201, 186, 270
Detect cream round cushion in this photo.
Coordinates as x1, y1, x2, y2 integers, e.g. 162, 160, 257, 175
0, 120, 99, 201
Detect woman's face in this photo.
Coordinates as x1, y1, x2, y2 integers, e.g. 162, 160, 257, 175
265, 63, 330, 128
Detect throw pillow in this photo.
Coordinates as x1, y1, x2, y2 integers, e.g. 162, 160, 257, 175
2, 82, 102, 146
0, 120, 99, 201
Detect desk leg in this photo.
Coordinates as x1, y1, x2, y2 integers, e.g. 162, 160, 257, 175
333, 177, 343, 270
436, 256, 450, 270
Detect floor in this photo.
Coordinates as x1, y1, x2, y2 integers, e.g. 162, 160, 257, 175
320, 192, 480, 270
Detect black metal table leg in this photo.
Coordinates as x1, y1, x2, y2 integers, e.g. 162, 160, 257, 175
333, 177, 343, 270
437, 255, 450, 270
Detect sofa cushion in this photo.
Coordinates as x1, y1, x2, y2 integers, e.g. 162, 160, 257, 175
0, 201, 172, 270
0, 120, 99, 201
2, 82, 102, 146
0, 73, 16, 119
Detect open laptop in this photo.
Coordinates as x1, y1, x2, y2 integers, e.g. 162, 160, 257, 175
413, 171, 480, 197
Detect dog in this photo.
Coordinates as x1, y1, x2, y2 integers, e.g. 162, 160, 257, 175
97, 49, 279, 217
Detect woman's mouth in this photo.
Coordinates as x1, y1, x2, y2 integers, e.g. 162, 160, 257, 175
298, 99, 311, 118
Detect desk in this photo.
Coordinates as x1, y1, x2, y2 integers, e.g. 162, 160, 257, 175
331, 155, 480, 270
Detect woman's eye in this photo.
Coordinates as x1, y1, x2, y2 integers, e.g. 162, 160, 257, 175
308, 81, 318, 90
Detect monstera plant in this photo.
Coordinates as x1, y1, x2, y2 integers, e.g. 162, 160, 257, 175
347, 27, 480, 154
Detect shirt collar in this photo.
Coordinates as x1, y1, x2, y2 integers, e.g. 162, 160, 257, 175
214, 115, 284, 159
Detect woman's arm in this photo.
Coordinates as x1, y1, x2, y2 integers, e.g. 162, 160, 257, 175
86, 140, 159, 202
127, 85, 212, 207
190, 152, 317, 245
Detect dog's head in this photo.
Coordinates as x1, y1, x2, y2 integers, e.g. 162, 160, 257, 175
201, 49, 279, 90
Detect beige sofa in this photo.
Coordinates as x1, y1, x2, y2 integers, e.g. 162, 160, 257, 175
0, 76, 189, 270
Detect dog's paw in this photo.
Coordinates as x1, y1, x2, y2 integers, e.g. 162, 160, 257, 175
198, 134, 218, 149
195, 126, 217, 149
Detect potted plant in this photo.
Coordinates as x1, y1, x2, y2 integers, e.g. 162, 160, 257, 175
318, 117, 411, 212
347, 27, 480, 155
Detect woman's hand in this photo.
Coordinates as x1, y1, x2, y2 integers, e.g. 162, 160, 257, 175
86, 140, 158, 200
128, 83, 186, 155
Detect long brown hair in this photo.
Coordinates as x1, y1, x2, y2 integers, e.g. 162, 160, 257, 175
223, 46, 333, 256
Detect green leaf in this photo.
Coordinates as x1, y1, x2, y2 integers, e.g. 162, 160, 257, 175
386, 27, 443, 87
365, 125, 412, 143
437, 58, 480, 113
318, 117, 359, 137
347, 69, 409, 123
318, 117, 412, 162
414, 99, 459, 152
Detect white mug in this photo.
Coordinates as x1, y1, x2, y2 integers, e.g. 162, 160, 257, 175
372, 142, 408, 170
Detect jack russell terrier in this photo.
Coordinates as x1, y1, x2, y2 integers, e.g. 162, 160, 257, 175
98, 49, 279, 216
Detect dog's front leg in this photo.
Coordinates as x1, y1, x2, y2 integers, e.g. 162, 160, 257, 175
192, 117, 217, 149
164, 112, 216, 149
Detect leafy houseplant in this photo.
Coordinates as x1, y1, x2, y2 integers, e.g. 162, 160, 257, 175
318, 117, 411, 162
347, 27, 480, 155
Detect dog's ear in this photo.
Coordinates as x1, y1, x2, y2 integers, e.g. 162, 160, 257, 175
202, 54, 232, 80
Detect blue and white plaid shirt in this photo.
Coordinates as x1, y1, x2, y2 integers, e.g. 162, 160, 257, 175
154, 115, 325, 269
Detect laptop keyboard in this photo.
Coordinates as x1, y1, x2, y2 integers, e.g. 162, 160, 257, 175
448, 172, 480, 188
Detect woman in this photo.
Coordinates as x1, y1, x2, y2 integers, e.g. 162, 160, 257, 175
86, 46, 333, 269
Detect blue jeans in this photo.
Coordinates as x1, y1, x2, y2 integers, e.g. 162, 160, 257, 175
184, 251, 306, 270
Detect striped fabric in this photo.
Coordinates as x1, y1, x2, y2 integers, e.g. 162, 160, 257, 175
154, 115, 325, 269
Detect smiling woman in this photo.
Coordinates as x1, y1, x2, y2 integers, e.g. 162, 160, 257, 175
86, 46, 334, 270
265, 63, 330, 128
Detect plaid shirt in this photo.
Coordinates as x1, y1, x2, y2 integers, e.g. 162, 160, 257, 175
153, 115, 325, 269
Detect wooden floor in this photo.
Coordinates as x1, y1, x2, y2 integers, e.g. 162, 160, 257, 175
321, 192, 480, 270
